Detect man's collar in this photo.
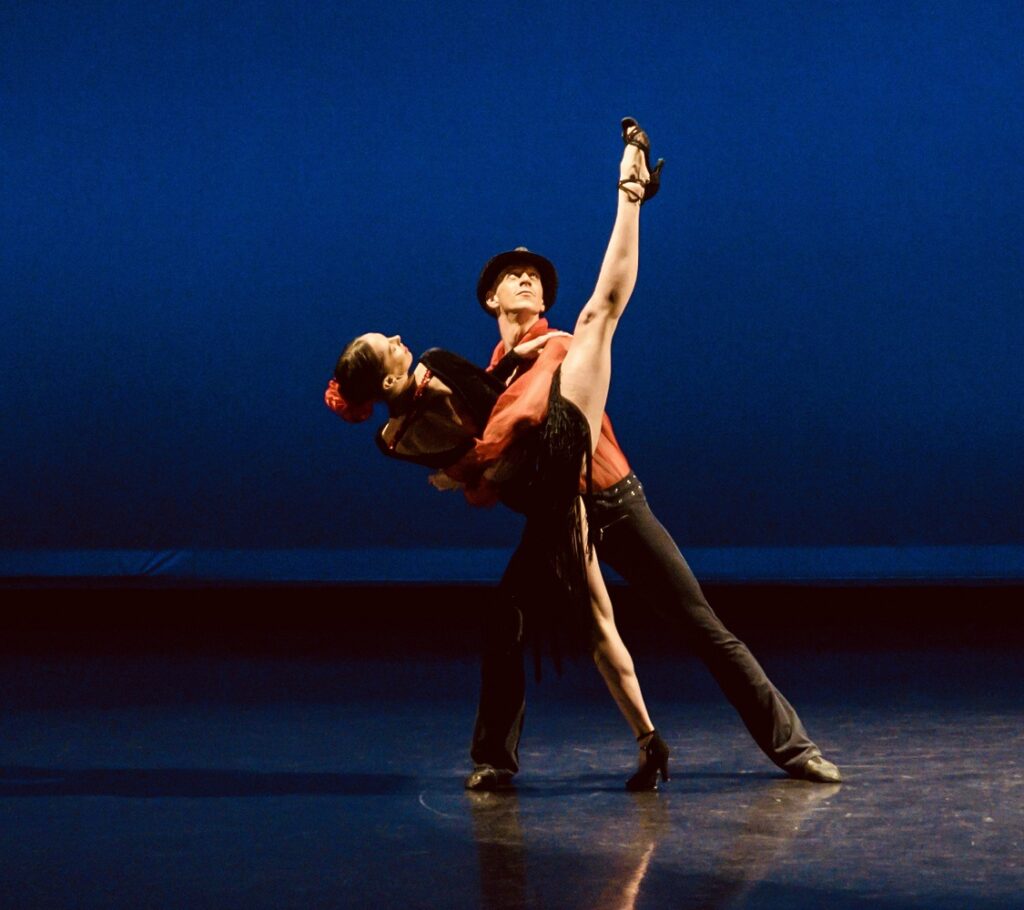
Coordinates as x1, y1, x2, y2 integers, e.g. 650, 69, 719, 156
489, 318, 553, 370
517, 317, 550, 344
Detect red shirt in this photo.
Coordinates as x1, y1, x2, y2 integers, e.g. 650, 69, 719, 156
477, 318, 631, 494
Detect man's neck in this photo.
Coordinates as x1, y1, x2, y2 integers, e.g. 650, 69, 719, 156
497, 312, 542, 351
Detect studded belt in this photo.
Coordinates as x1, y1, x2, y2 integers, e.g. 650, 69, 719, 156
590, 471, 644, 508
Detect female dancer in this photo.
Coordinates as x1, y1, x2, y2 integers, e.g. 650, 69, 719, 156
326, 119, 669, 789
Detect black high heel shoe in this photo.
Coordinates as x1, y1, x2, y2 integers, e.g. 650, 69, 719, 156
626, 729, 671, 791
619, 117, 664, 205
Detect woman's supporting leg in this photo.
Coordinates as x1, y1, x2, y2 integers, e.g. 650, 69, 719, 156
584, 520, 672, 790
584, 521, 654, 738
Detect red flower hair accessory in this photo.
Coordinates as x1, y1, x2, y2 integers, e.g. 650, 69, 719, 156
324, 379, 374, 423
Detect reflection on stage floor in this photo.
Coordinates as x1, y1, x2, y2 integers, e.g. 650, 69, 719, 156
1, 647, 1021, 908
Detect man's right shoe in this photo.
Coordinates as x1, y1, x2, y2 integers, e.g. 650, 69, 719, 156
464, 765, 515, 791
795, 755, 843, 783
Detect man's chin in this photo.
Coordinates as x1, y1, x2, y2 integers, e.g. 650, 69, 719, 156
501, 303, 544, 320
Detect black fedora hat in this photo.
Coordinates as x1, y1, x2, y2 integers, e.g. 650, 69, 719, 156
476, 247, 559, 317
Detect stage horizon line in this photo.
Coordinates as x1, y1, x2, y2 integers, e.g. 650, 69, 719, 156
2, 545, 1022, 584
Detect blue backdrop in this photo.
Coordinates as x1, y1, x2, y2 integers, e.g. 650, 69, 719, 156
2, 1, 1022, 581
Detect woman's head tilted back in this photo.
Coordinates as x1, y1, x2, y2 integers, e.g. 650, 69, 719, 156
325, 333, 412, 423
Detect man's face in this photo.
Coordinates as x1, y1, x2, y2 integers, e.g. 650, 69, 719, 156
486, 263, 546, 320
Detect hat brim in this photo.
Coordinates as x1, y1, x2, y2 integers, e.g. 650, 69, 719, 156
476, 249, 559, 317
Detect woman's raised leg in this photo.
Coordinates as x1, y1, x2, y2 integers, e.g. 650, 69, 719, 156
558, 122, 652, 448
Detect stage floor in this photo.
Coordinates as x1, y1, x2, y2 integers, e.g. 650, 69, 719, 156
1, 645, 1021, 909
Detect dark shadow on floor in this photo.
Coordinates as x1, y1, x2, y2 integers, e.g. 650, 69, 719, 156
0, 766, 419, 798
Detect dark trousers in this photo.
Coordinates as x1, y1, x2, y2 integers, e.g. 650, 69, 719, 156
470, 472, 820, 775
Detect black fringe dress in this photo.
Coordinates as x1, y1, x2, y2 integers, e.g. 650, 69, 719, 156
378, 348, 595, 673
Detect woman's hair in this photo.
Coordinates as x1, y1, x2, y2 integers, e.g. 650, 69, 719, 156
325, 336, 385, 423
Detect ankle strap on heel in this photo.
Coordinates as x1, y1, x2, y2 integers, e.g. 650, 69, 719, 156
618, 178, 647, 204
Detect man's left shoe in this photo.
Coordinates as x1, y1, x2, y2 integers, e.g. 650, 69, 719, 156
464, 765, 514, 791
794, 755, 843, 783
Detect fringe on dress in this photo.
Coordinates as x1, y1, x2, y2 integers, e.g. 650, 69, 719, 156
498, 367, 595, 680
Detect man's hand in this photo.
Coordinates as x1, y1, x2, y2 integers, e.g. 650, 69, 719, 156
428, 471, 462, 491
512, 331, 571, 360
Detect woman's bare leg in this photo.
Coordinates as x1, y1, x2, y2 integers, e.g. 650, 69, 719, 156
558, 132, 650, 448
584, 511, 655, 738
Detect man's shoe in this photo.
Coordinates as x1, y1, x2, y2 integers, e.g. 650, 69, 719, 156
464, 765, 514, 791
794, 755, 843, 783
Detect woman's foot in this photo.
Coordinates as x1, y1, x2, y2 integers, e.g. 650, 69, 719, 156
626, 729, 671, 791
618, 117, 664, 204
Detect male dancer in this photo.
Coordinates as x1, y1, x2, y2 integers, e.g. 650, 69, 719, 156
465, 246, 842, 790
